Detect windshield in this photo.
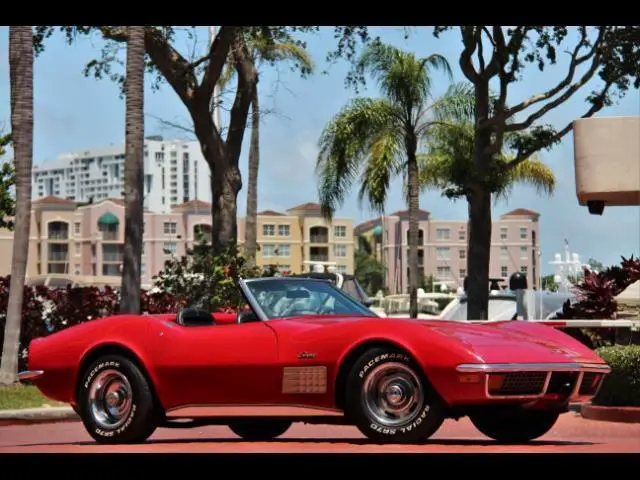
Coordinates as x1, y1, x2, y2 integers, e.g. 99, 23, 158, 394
243, 278, 377, 320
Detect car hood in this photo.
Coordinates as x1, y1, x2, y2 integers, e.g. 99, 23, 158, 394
422, 320, 599, 365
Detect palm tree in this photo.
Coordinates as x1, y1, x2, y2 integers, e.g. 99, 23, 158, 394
120, 26, 146, 314
315, 41, 467, 318
0, 26, 34, 384
219, 31, 314, 264
418, 84, 555, 295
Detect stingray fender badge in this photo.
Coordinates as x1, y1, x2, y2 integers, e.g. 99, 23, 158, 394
297, 352, 317, 360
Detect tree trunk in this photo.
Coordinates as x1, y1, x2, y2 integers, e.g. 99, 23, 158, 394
120, 26, 145, 315
465, 77, 493, 321
0, 26, 33, 384
406, 141, 420, 319
466, 187, 492, 320
243, 87, 260, 265
209, 160, 242, 256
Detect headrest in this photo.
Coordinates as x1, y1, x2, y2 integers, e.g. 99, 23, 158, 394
177, 307, 215, 326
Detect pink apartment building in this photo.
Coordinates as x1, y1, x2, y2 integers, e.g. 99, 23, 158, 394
0, 196, 213, 289
354, 208, 541, 294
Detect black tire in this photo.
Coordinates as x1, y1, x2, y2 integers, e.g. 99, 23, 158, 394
77, 354, 158, 444
470, 409, 560, 443
228, 419, 292, 440
344, 347, 445, 444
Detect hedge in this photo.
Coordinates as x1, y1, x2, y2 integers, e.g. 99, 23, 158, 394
591, 345, 640, 407
0, 276, 184, 371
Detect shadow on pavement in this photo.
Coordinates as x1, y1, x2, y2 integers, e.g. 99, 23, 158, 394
14, 437, 595, 448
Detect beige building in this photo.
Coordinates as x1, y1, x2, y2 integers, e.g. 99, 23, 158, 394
354, 208, 541, 294
238, 202, 355, 275
0, 198, 355, 287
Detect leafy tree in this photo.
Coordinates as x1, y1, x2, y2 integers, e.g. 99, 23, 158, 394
152, 234, 278, 312
418, 82, 556, 203
0, 27, 34, 385
219, 30, 315, 264
0, 133, 15, 231
587, 258, 606, 273
32, 26, 370, 255
315, 41, 469, 318
120, 26, 146, 314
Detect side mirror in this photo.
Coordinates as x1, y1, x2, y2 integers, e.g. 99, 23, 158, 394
237, 311, 259, 324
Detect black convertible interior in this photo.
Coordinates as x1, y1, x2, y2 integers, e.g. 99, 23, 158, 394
176, 308, 215, 327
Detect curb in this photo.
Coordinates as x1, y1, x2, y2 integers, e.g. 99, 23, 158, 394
0, 406, 79, 427
581, 404, 640, 424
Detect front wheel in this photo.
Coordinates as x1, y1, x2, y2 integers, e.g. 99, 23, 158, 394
77, 354, 158, 444
344, 347, 445, 444
470, 409, 560, 443
228, 419, 292, 440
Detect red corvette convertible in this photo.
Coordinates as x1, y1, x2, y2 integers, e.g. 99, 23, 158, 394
19, 276, 610, 445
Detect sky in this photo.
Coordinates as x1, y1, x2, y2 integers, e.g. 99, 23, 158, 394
0, 26, 638, 274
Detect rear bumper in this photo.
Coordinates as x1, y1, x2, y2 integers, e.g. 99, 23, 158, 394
17, 370, 44, 382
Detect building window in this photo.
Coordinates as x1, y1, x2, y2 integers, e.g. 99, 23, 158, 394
500, 227, 508, 240
74, 264, 81, 276
262, 244, 275, 257
74, 222, 81, 235
436, 228, 450, 240
334, 244, 347, 257
278, 224, 290, 236
458, 230, 465, 241
163, 222, 177, 234
163, 242, 177, 254
520, 227, 527, 240
500, 246, 508, 260
276, 244, 290, 257
336, 265, 347, 274
520, 246, 528, 259
521, 265, 528, 274
436, 266, 451, 279
459, 249, 466, 260
263, 224, 275, 236
334, 225, 347, 238
141, 263, 146, 276
459, 269, 466, 278
75, 244, 81, 256
436, 247, 450, 260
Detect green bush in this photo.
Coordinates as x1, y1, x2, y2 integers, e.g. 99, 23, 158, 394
591, 345, 640, 407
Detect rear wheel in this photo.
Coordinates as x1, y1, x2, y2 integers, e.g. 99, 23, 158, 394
77, 354, 157, 444
344, 347, 445, 444
228, 419, 292, 440
470, 409, 560, 443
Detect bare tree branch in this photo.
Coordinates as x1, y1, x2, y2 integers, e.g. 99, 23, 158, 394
504, 49, 604, 133
459, 26, 480, 83
505, 28, 602, 119
200, 27, 236, 105
506, 82, 614, 170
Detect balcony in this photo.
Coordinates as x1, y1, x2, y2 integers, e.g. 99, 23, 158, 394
309, 226, 329, 244
47, 252, 68, 262
47, 221, 69, 241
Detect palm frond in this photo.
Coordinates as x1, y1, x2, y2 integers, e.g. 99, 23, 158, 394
357, 128, 405, 213
316, 98, 399, 218
494, 156, 556, 201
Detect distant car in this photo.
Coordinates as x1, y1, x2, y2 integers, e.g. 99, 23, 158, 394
19, 277, 609, 445
288, 271, 375, 308
438, 290, 577, 322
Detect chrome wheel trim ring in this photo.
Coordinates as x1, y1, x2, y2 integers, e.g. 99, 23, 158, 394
88, 369, 134, 430
362, 361, 425, 427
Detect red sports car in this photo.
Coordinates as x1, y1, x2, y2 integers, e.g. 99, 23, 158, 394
19, 276, 610, 444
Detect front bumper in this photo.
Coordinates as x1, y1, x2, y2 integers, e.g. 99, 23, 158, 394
455, 362, 611, 401
17, 370, 44, 382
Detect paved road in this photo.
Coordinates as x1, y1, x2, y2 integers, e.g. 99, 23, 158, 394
1, 412, 639, 453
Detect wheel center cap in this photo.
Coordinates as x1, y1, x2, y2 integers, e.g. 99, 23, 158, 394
384, 385, 405, 405
105, 391, 121, 407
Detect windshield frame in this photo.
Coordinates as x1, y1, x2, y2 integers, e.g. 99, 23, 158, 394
238, 276, 378, 321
